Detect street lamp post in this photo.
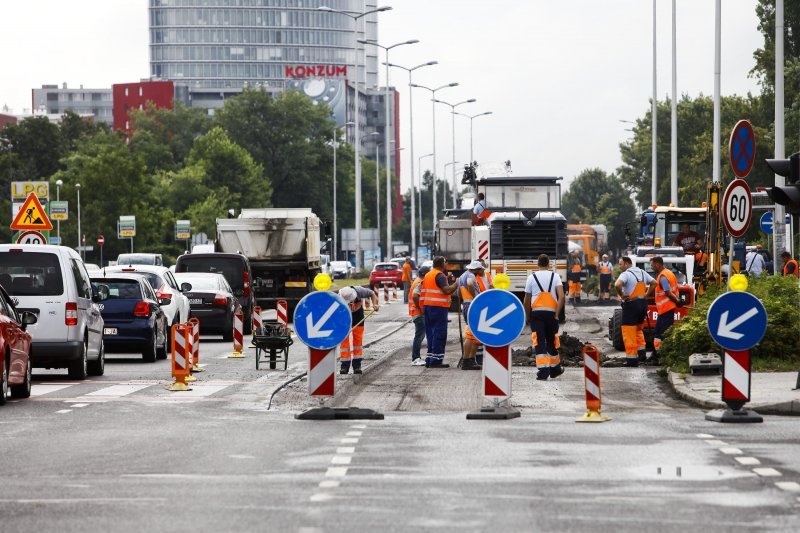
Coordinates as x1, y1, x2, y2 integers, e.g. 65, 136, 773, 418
55, 179, 63, 244
332, 121, 355, 261
435, 98, 475, 208
454, 111, 492, 164
386, 60, 437, 262
319, 4, 392, 271
75, 183, 82, 260
444, 161, 461, 209
418, 152, 434, 251
409, 82, 458, 234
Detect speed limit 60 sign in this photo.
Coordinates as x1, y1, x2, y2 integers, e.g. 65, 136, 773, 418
722, 179, 752, 238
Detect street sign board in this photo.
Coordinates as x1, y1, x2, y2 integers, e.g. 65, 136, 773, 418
467, 289, 526, 347
49, 236, 61, 245
293, 291, 351, 350
118, 215, 136, 238
722, 179, 752, 238
50, 201, 68, 221
11, 181, 49, 200
707, 291, 767, 351
759, 212, 774, 235
97, 235, 105, 246
16, 230, 47, 245
175, 219, 191, 240
10, 193, 53, 232
729, 120, 755, 178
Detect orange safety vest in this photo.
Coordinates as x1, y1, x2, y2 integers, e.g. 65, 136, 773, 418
599, 261, 613, 275
655, 268, 678, 315
402, 263, 412, 282
571, 264, 581, 272
476, 275, 489, 292
624, 268, 648, 300
530, 271, 558, 312
408, 277, 423, 317
784, 259, 799, 278
420, 268, 451, 308
459, 272, 479, 302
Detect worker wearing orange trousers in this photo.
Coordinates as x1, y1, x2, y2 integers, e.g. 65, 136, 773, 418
338, 286, 378, 374
615, 257, 657, 367
568, 263, 582, 304
523, 254, 566, 380
598, 255, 614, 301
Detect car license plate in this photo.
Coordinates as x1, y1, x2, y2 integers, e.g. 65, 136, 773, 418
103, 328, 117, 335
190, 298, 203, 305
265, 279, 274, 288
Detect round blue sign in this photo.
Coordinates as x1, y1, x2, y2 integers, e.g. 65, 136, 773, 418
293, 291, 352, 350
706, 291, 767, 351
466, 289, 526, 347
759, 212, 774, 235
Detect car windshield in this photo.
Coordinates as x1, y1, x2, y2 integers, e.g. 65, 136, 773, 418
176, 275, 220, 290
177, 257, 243, 290
115, 270, 162, 291
91, 279, 142, 299
0, 252, 64, 296
331, 262, 349, 269
375, 264, 398, 271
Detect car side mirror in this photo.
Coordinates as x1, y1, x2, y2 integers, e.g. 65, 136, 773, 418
20, 311, 37, 330
158, 297, 172, 307
180, 282, 192, 292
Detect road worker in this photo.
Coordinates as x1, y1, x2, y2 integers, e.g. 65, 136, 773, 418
744, 247, 767, 277
568, 251, 583, 305
478, 259, 494, 290
402, 257, 413, 303
650, 256, 681, 364
614, 256, 657, 367
338, 285, 379, 375
457, 260, 485, 370
409, 266, 428, 366
471, 192, 491, 225
598, 254, 614, 302
523, 254, 566, 381
674, 223, 703, 253
419, 256, 458, 368
781, 251, 799, 277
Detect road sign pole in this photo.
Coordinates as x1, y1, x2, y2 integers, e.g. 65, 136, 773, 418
727, 235, 734, 290
706, 349, 763, 423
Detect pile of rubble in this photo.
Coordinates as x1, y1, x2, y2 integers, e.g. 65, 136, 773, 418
511, 333, 608, 367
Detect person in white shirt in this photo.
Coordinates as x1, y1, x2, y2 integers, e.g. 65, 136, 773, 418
744, 248, 766, 277
523, 254, 565, 381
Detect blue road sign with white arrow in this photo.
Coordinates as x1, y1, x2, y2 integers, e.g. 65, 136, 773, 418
759, 211, 774, 235
293, 291, 352, 350
467, 289, 526, 347
707, 291, 767, 351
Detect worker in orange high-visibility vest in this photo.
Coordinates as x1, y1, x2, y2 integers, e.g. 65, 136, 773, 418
338, 286, 379, 375
781, 251, 799, 277
409, 266, 428, 365
478, 259, 494, 290
420, 256, 458, 368
523, 254, 566, 381
401, 257, 413, 303
598, 254, 614, 302
650, 256, 681, 365
615, 256, 657, 367
457, 260, 486, 370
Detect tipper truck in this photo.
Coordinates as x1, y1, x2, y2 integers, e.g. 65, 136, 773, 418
216, 208, 322, 315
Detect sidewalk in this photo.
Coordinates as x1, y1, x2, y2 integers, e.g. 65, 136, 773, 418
668, 370, 800, 416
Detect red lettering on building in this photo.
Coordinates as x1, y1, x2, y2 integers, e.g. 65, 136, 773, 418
285, 65, 348, 78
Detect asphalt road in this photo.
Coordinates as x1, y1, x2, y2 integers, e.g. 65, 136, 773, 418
1, 298, 798, 532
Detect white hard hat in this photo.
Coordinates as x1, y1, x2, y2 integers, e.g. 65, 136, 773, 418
338, 287, 357, 304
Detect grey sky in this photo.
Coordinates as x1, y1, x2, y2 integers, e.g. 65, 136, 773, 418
1, 1, 765, 195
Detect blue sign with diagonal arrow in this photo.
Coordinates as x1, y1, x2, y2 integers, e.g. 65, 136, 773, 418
293, 291, 352, 350
467, 289, 526, 347
707, 291, 767, 351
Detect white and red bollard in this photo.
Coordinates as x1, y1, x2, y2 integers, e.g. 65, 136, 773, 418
383, 282, 390, 304
228, 309, 245, 358
705, 350, 763, 423
189, 317, 203, 372
392, 282, 398, 300
308, 348, 336, 398
577, 344, 610, 422
252, 305, 263, 333
467, 344, 520, 420
276, 299, 288, 328
168, 324, 192, 391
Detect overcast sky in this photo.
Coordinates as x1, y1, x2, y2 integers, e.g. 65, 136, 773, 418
0, 1, 765, 194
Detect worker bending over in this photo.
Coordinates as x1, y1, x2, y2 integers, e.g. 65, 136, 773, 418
523, 254, 566, 381
457, 260, 485, 370
650, 256, 681, 364
614, 257, 657, 367
338, 286, 379, 375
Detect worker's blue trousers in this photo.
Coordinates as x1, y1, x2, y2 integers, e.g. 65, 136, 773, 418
424, 305, 449, 365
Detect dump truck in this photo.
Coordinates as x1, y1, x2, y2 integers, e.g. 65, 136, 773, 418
216, 208, 322, 316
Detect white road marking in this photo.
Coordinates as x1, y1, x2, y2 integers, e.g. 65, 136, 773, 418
309, 493, 334, 502
340, 438, 359, 444
346, 431, 362, 437
85, 384, 151, 397
318, 480, 340, 489
696, 433, 715, 439
735, 457, 761, 466
330, 456, 352, 465
719, 447, 743, 455
704, 439, 728, 447
351, 424, 367, 429
31, 384, 74, 397
775, 482, 800, 492
160, 384, 230, 398
0, 498, 165, 504
753, 468, 782, 477
69, 403, 89, 408
325, 467, 348, 478
336, 447, 355, 454
55, 409, 72, 414
227, 454, 255, 460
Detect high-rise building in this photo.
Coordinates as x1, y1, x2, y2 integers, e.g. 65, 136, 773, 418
31, 84, 113, 125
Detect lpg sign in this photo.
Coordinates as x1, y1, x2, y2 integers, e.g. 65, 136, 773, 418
12, 181, 49, 200
285, 65, 347, 78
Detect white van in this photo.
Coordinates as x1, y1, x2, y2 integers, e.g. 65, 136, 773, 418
116, 253, 164, 267
0, 245, 105, 378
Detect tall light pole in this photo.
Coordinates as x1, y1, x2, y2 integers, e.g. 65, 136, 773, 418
670, 0, 678, 205
358, 39, 419, 263
332, 121, 355, 261
773, 0, 786, 267
55, 179, 63, 244
386, 60, 437, 262
651, 0, 658, 206
455, 111, 492, 164
410, 82, 458, 234
418, 152, 434, 250
319, 5, 392, 270
75, 183, 82, 260
435, 97, 476, 208
444, 161, 461, 209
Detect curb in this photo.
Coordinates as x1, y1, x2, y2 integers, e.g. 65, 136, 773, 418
667, 370, 800, 416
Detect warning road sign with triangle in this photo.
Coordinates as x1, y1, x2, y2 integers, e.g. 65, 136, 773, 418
10, 193, 53, 231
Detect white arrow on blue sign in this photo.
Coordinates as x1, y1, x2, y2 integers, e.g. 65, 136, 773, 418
759, 212, 773, 235
467, 289, 526, 347
293, 291, 352, 350
706, 291, 767, 351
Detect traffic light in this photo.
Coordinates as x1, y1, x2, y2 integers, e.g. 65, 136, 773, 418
766, 152, 800, 215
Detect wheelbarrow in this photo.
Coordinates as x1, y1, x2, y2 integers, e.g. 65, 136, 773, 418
252, 320, 293, 370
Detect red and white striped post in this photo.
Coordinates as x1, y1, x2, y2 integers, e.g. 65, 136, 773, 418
189, 317, 203, 372
308, 348, 335, 398
383, 282, 390, 304
228, 309, 245, 358
477, 239, 489, 261
252, 306, 263, 333
392, 282, 399, 300
577, 344, 610, 422
168, 324, 192, 391
705, 349, 763, 423
276, 300, 288, 328
482, 345, 512, 400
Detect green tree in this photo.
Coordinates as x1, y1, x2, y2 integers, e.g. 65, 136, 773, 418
0, 116, 63, 181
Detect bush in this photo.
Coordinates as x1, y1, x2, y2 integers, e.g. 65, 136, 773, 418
660, 276, 800, 371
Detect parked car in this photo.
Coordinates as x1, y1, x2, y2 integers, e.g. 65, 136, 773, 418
0, 245, 105, 379
0, 285, 37, 404
174, 253, 254, 334
90, 273, 169, 362
84, 263, 101, 272
174, 272, 241, 340
330, 261, 354, 279
369, 262, 403, 289
116, 253, 164, 267
103, 265, 190, 328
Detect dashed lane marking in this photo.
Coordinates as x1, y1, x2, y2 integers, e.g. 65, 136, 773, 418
704, 439, 728, 447
309, 493, 335, 502
330, 456, 352, 465
325, 467, 348, 478
719, 447, 743, 455
775, 482, 800, 492
753, 468, 782, 477
69, 403, 89, 408
336, 447, 355, 454
345, 431, 363, 437
318, 480, 340, 489
735, 457, 761, 466
85, 384, 152, 397
31, 384, 74, 396
55, 409, 72, 414
340, 438, 358, 444
351, 424, 367, 429
696, 433, 715, 439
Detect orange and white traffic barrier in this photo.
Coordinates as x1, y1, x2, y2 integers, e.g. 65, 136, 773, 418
228, 309, 245, 358
308, 348, 335, 397
252, 306, 263, 333
276, 299, 288, 328
577, 344, 610, 422
483, 345, 512, 401
168, 324, 192, 391
383, 282, 390, 304
189, 317, 203, 372
392, 282, 399, 300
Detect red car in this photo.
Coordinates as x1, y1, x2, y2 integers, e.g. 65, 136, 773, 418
369, 262, 403, 289
0, 285, 37, 404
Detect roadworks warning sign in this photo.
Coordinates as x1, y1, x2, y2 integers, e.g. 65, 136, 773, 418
10, 193, 53, 232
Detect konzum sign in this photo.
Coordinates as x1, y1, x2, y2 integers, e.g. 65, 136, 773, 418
285, 65, 347, 78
